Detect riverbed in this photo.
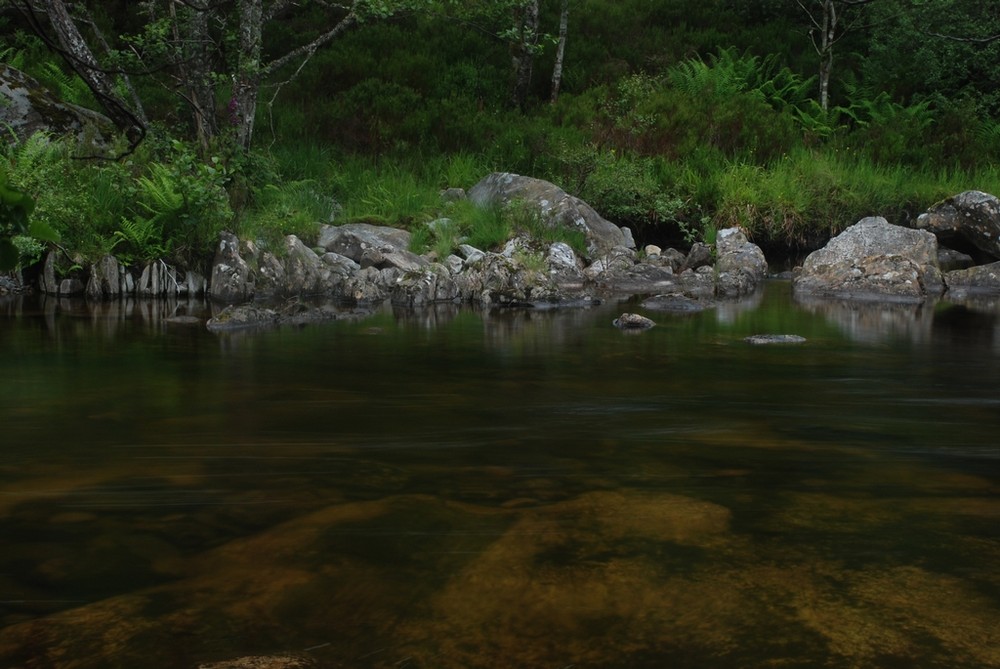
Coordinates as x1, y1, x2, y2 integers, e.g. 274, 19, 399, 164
1, 282, 998, 668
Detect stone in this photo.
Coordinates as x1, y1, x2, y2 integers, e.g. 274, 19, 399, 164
467, 172, 630, 256
613, 312, 655, 329
546, 242, 583, 282
915, 190, 1000, 260
745, 334, 807, 345
714, 227, 769, 298
945, 261, 1000, 294
391, 264, 460, 307
39, 251, 60, 296
440, 187, 466, 202
458, 244, 486, 264
793, 217, 944, 302
0, 63, 114, 148
683, 242, 713, 271
85, 255, 120, 300
58, 277, 84, 296
209, 231, 255, 304
644, 244, 662, 257
183, 270, 208, 296
318, 223, 411, 260
938, 247, 975, 272
205, 304, 279, 331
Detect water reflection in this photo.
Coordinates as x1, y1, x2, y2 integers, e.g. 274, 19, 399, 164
0, 286, 998, 668
796, 292, 1000, 349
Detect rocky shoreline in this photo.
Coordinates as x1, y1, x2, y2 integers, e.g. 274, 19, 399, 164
9, 175, 1000, 331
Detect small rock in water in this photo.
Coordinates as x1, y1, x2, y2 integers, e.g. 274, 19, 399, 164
613, 313, 655, 330
744, 334, 807, 345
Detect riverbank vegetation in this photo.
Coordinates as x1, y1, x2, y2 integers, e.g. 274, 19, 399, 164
2, 0, 1000, 271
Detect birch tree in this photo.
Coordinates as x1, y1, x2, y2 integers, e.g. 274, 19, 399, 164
796, 0, 876, 110
550, 0, 569, 103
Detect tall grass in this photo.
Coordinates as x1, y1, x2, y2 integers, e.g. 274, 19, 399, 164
713, 149, 1000, 244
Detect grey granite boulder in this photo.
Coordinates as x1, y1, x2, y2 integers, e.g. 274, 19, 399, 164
793, 217, 944, 302
916, 190, 1000, 260
468, 172, 632, 257
714, 227, 768, 298
209, 232, 256, 303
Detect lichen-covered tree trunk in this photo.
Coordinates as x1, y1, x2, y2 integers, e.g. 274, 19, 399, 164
35, 0, 145, 142
234, 0, 263, 151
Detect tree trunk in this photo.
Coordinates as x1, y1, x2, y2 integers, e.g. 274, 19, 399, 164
818, 0, 836, 111
550, 0, 569, 103
172, 1, 218, 153
234, 0, 263, 151
35, 0, 145, 143
509, 0, 539, 111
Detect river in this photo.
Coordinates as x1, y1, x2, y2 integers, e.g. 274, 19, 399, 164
0, 282, 998, 668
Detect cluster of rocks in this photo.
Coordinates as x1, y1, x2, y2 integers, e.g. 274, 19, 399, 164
18, 162, 1000, 332
792, 190, 1000, 303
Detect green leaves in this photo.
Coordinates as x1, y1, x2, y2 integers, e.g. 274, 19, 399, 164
0, 171, 58, 271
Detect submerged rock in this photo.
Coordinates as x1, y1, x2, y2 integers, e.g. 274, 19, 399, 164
642, 294, 712, 313
205, 304, 279, 331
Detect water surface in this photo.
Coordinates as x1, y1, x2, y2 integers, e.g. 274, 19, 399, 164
1, 284, 998, 668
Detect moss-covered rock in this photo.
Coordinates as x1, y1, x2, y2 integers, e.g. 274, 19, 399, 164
0, 63, 114, 149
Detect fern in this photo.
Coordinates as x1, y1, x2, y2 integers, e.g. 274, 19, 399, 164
136, 164, 185, 218
112, 215, 168, 264
668, 47, 815, 116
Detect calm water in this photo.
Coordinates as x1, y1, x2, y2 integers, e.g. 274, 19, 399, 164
0, 283, 998, 669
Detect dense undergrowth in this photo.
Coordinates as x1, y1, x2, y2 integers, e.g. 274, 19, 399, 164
3, 0, 1000, 271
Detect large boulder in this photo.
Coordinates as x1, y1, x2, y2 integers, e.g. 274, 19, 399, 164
209, 232, 255, 303
0, 63, 114, 147
714, 227, 768, 298
915, 190, 1000, 260
793, 217, 944, 302
467, 172, 632, 257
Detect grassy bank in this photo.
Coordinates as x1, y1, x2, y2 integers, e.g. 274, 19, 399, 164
5, 130, 1000, 272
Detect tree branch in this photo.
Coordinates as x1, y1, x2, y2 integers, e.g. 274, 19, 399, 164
925, 31, 1000, 44
261, 11, 357, 77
